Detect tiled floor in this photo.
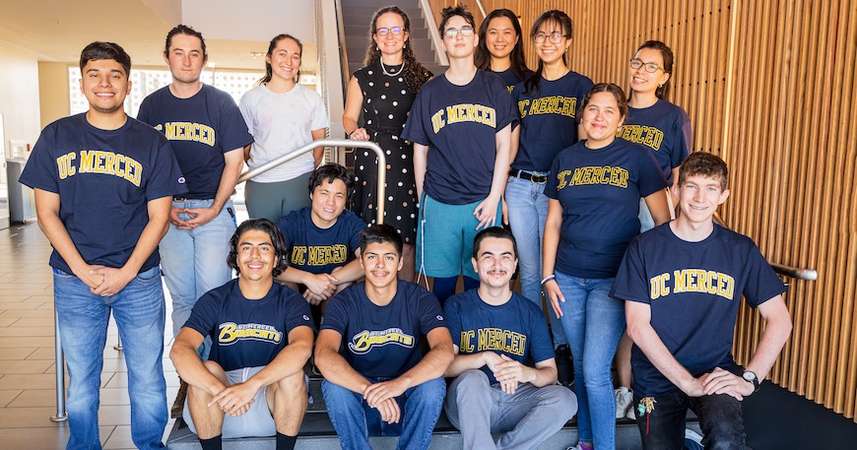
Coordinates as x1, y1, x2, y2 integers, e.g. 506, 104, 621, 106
0, 223, 179, 450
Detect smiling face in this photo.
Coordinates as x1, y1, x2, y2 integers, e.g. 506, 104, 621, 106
629, 47, 670, 96
534, 20, 570, 65
80, 59, 131, 114
372, 11, 409, 58
268, 37, 302, 82
165, 33, 206, 84
581, 91, 625, 144
472, 236, 517, 289
442, 15, 478, 59
310, 178, 347, 228
360, 241, 403, 289
484, 16, 517, 60
236, 229, 276, 283
675, 174, 729, 224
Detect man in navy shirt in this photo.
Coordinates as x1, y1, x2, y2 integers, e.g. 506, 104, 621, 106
137, 26, 253, 389
276, 163, 366, 307
171, 219, 314, 450
19, 42, 186, 450
315, 225, 454, 450
612, 152, 792, 449
444, 227, 577, 449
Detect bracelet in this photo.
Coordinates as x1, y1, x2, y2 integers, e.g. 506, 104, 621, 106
540, 274, 555, 286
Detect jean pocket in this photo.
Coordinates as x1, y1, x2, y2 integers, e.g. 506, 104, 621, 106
135, 267, 161, 282
52, 267, 76, 278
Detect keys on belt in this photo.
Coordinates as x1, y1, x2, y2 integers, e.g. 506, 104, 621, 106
509, 169, 548, 183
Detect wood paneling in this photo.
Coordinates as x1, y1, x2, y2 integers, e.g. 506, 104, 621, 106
428, 0, 857, 420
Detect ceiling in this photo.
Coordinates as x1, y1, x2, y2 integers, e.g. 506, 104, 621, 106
0, 0, 318, 71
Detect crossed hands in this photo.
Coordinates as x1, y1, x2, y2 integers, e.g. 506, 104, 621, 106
683, 367, 755, 401
77, 264, 135, 297
303, 273, 340, 305
208, 381, 260, 417
485, 352, 532, 395
363, 378, 409, 424
170, 206, 219, 230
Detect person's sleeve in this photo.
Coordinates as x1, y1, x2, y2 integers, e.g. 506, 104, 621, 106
741, 239, 787, 308
319, 291, 348, 334
494, 78, 517, 131
610, 237, 652, 304
672, 108, 693, 168
637, 148, 669, 197
442, 297, 462, 348
135, 97, 151, 125
347, 213, 366, 254
529, 306, 555, 363
310, 92, 330, 130
238, 91, 255, 136
19, 126, 60, 193
183, 292, 219, 338
544, 155, 561, 199
417, 289, 447, 334
145, 138, 187, 200
401, 90, 429, 145
217, 92, 254, 152
285, 288, 315, 332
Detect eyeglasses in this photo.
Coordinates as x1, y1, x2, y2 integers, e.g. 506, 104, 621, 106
376, 26, 404, 37
629, 58, 662, 73
534, 31, 567, 44
444, 26, 475, 39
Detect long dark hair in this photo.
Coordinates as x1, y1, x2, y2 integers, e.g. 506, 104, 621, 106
259, 34, 303, 85
475, 9, 528, 80
524, 10, 574, 94
362, 6, 432, 91
635, 40, 674, 100
227, 219, 289, 277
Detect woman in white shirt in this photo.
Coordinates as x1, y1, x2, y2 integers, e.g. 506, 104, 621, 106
240, 33, 329, 222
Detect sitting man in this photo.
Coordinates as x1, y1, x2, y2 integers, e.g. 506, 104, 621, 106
170, 219, 314, 450
444, 227, 578, 450
277, 163, 366, 306
612, 152, 792, 449
315, 224, 454, 450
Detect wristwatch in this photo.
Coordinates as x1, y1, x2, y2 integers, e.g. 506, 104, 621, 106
742, 370, 761, 393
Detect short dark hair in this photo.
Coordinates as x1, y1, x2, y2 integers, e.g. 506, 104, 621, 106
308, 163, 354, 199
580, 82, 629, 119
227, 219, 288, 277
439, 6, 475, 34
678, 152, 728, 190
472, 226, 518, 259
164, 24, 208, 60
79, 41, 131, 76
359, 224, 403, 256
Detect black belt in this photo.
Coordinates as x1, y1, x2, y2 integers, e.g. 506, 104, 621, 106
173, 196, 214, 201
509, 169, 548, 183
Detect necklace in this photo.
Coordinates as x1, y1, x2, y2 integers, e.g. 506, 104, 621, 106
380, 59, 405, 77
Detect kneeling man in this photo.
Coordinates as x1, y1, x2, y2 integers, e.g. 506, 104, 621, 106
444, 227, 577, 450
315, 224, 454, 450
612, 152, 792, 449
171, 219, 314, 450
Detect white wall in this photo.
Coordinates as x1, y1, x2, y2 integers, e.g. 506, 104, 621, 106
0, 40, 41, 151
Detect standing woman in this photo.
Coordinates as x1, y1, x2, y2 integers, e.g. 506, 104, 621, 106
542, 84, 671, 450
506, 10, 592, 384
475, 8, 532, 91
240, 34, 329, 222
343, 6, 432, 281
613, 40, 693, 420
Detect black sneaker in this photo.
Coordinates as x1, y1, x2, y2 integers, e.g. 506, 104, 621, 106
555, 344, 574, 386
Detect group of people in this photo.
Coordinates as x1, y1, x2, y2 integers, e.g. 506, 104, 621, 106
18, 3, 794, 450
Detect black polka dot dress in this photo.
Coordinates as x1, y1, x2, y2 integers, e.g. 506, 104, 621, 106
352, 61, 430, 244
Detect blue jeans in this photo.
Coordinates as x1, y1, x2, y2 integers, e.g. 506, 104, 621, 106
505, 175, 566, 346
159, 199, 236, 349
53, 266, 167, 450
554, 271, 625, 449
321, 378, 446, 450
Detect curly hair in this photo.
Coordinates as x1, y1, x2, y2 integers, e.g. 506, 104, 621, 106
362, 6, 432, 91
227, 219, 289, 277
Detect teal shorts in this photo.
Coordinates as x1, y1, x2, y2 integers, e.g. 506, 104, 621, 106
417, 194, 502, 279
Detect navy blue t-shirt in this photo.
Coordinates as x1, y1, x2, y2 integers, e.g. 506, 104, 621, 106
19, 113, 187, 274
277, 207, 366, 275
619, 100, 692, 183
611, 223, 786, 395
184, 279, 314, 371
512, 71, 593, 172
544, 139, 668, 278
402, 70, 517, 204
444, 289, 554, 384
320, 281, 446, 378
491, 68, 533, 93
137, 84, 253, 199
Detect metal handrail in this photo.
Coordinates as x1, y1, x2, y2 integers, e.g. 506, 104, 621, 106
772, 263, 818, 281
473, 0, 487, 19
419, 0, 449, 67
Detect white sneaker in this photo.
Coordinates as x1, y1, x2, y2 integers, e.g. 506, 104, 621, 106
615, 386, 633, 419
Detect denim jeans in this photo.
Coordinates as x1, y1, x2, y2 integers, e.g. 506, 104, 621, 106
321, 377, 446, 450
554, 271, 625, 449
634, 390, 747, 450
53, 266, 167, 450
159, 199, 236, 350
505, 176, 566, 347
639, 198, 655, 233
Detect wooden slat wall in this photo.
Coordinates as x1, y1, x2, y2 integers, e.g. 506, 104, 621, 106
426, 0, 857, 420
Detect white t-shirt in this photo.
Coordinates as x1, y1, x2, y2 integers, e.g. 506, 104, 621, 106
239, 84, 329, 182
